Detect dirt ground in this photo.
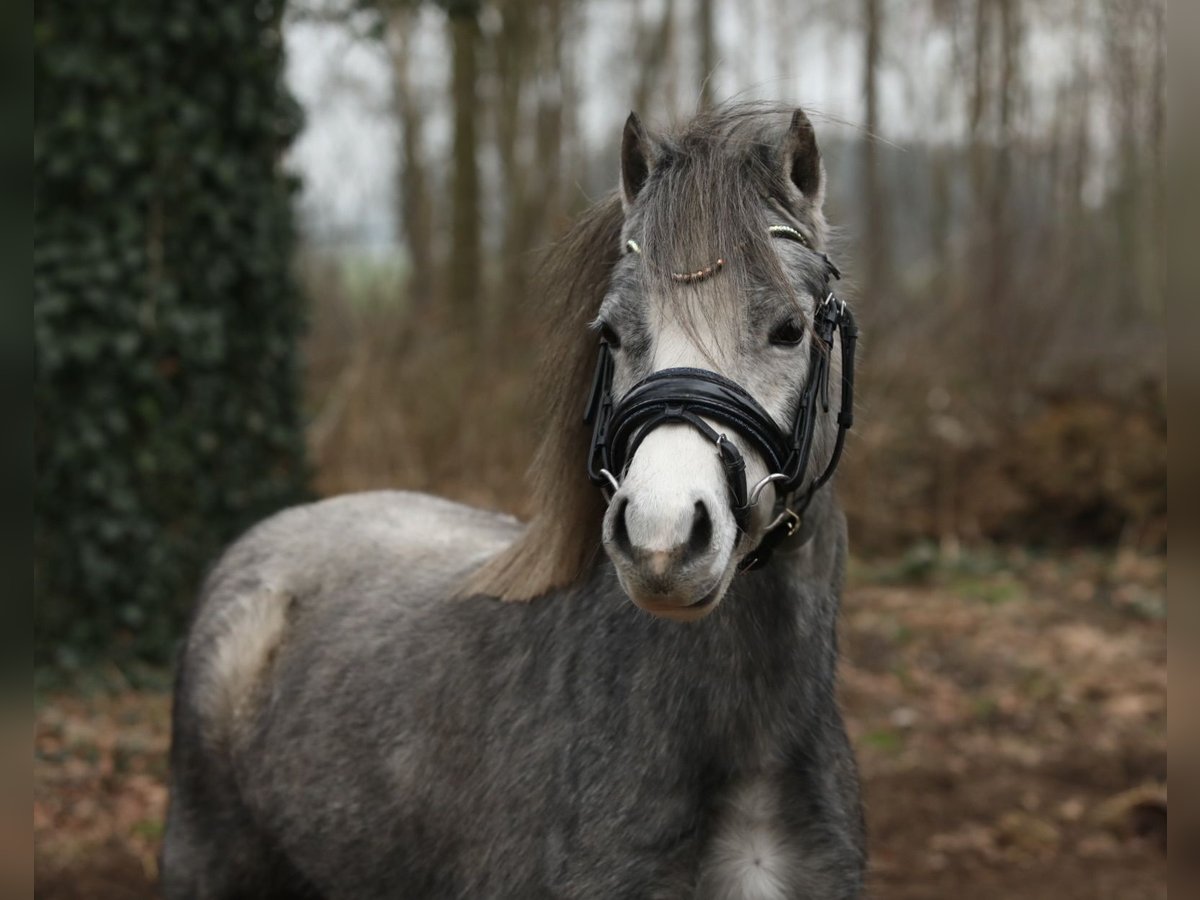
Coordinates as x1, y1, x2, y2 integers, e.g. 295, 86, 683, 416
34, 549, 1166, 899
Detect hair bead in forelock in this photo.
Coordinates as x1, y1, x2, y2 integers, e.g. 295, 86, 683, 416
670, 258, 725, 285
626, 236, 725, 286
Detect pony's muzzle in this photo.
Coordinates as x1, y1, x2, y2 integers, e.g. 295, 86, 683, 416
600, 423, 741, 617
604, 491, 725, 616
609, 497, 714, 580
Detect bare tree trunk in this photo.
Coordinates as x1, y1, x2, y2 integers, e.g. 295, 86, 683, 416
485, 0, 575, 353
986, 0, 1019, 317
966, 0, 995, 397
861, 0, 888, 304
1063, 25, 1092, 325
388, 14, 434, 306
532, 0, 567, 230
632, 0, 675, 116
929, 144, 952, 302
1109, 0, 1143, 320
493, 0, 533, 319
448, 6, 483, 322
1147, 0, 1166, 314
698, 0, 717, 109
1062, 0, 1090, 278
990, 0, 1025, 403
555, 0, 582, 220
968, 0, 991, 227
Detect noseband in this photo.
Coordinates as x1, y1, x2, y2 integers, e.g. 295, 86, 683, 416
583, 246, 858, 571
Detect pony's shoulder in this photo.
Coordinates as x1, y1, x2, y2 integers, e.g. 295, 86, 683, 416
245, 489, 521, 554
201, 490, 524, 609
179, 491, 526, 753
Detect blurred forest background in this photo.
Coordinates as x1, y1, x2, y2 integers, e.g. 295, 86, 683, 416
293, 0, 1166, 556
34, 0, 1166, 897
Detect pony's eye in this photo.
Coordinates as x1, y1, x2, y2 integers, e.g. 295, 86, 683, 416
769, 319, 804, 346
598, 321, 621, 348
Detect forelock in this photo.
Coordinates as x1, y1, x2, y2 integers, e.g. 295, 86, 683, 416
626, 104, 832, 355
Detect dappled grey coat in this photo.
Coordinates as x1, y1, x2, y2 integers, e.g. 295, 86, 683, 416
164, 491, 863, 898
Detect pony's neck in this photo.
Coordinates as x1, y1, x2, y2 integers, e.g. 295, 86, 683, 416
575, 504, 843, 752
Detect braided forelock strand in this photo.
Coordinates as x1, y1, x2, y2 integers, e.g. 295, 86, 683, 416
460, 196, 623, 601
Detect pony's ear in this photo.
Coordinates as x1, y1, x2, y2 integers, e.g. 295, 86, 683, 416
780, 108, 825, 208
620, 111, 654, 209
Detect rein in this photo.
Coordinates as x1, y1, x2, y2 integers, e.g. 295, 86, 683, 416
583, 240, 858, 572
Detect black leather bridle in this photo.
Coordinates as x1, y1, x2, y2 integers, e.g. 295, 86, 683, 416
583, 252, 858, 571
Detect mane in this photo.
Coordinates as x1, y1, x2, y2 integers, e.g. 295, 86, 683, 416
462, 196, 623, 601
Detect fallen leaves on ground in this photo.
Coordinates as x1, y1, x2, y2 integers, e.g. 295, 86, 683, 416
844, 548, 1166, 899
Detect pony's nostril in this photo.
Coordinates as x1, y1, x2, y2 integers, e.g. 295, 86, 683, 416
687, 500, 713, 558
612, 497, 633, 558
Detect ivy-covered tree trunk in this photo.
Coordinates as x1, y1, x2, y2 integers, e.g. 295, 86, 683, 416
34, 0, 308, 665
447, 4, 482, 321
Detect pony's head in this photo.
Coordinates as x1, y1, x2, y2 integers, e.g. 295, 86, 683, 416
467, 104, 847, 621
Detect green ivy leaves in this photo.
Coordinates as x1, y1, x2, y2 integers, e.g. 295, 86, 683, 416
35, 0, 308, 667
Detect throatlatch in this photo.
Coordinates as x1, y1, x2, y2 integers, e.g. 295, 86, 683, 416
584, 251, 858, 572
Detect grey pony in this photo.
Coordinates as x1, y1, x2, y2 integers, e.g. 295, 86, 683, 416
162, 104, 867, 899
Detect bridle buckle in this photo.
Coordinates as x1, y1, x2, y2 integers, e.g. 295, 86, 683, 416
767, 507, 802, 538
785, 511, 802, 537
